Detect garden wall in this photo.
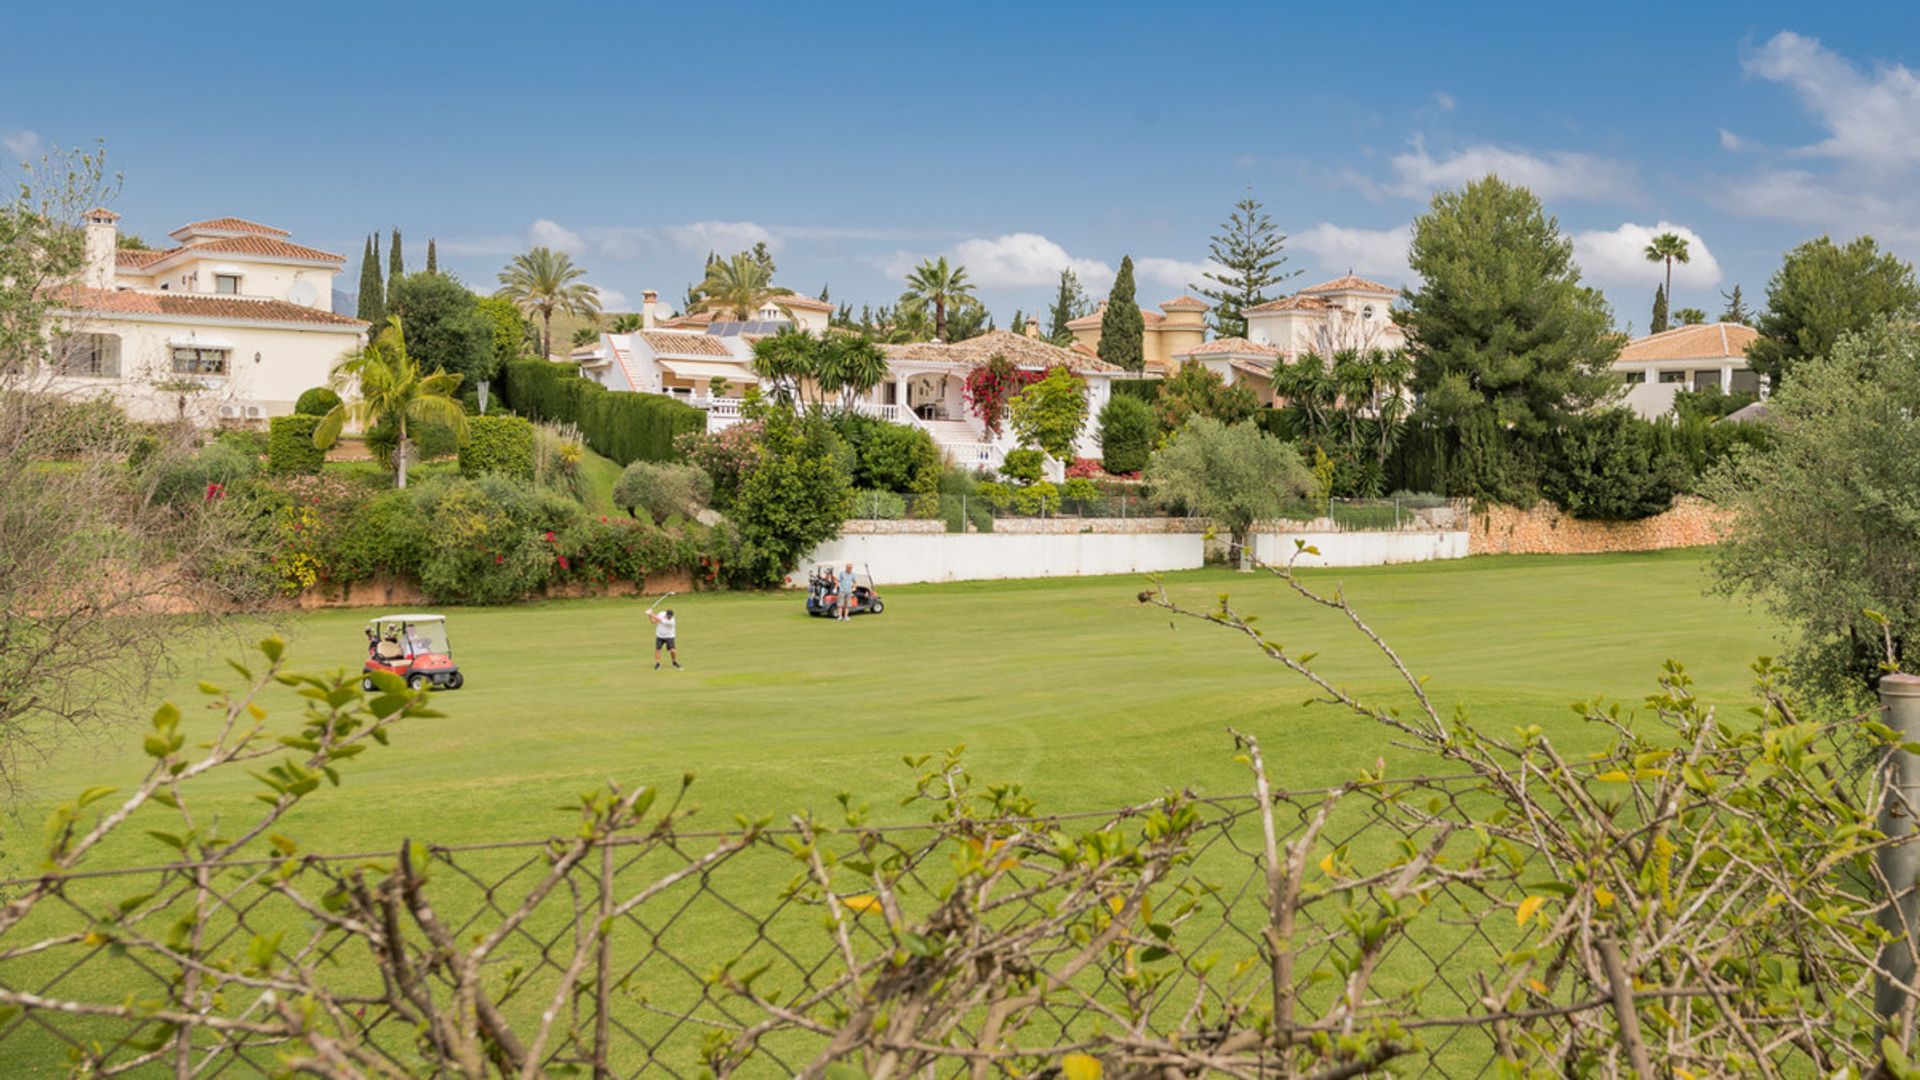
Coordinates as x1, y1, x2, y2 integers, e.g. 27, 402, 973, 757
1251, 529, 1470, 567
1469, 496, 1732, 556
296, 568, 693, 610
804, 532, 1206, 585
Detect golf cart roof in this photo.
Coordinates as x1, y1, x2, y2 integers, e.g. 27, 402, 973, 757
368, 614, 445, 624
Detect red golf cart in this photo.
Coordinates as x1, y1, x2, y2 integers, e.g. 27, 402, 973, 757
362, 614, 464, 691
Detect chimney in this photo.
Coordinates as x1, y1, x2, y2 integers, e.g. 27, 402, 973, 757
641, 289, 659, 329
1023, 315, 1041, 338
83, 207, 119, 289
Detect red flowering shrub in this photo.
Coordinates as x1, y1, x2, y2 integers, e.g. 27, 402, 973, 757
963, 355, 1040, 437
676, 419, 763, 508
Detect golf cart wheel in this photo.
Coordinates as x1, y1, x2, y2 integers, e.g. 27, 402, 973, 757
361, 677, 377, 692
448, 672, 465, 690
407, 673, 430, 692
870, 600, 883, 614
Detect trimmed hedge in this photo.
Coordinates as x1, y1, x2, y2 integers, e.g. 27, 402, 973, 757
1109, 378, 1163, 404
458, 414, 537, 480
504, 360, 705, 464
1097, 394, 1157, 475
267, 414, 325, 475
294, 386, 341, 417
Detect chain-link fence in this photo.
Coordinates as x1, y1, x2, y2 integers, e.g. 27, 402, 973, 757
0, 744, 1891, 1078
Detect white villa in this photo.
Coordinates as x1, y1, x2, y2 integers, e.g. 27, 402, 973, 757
48, 210, 367, 424
1613, 322, 1764, 418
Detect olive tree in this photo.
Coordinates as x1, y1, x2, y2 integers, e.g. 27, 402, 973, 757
1145, 416, 1313, 566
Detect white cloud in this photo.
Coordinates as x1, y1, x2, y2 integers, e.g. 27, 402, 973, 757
659, 220, 776, 255
1744, 31, 1920, 172
1570, 221, 1723, 291
1718, 128, 1754, 152
527, 218, 585, 254
1292, 223, 1413, 284
944, 233, 1112, 289
1134, 256, 1222, 291
1, 128, 42, 160
593, 286, 630, 311
1386, 137, 1636, 201
1430, 90, 1457, 113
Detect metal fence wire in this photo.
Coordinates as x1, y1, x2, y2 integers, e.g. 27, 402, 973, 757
0, 744, 1900, 1078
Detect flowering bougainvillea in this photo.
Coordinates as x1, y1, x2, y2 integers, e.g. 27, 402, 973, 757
962, 355, 1040, 437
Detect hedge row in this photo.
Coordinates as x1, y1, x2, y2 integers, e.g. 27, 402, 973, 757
504, 360, 706, 464
267, 414, 325, 475
458, 415, 536, 480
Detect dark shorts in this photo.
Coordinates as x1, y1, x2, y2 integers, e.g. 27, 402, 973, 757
655, 637, 675, 649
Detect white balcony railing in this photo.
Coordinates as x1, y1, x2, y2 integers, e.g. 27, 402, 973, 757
852, 401, 903, 422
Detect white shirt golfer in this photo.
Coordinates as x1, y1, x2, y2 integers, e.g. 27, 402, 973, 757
650, 609, 680, 669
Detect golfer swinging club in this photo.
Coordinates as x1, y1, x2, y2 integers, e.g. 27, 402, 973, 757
647, 597, 681, 670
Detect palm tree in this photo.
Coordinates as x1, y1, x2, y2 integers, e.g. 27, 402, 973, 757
609, 313, 645, 333
313, 317, 468, 489
899, 257, 977, 342
819, 335, 891, 411
1643, 233, 1691, 317
496, 247, 602, 359
697, 253, 791, 322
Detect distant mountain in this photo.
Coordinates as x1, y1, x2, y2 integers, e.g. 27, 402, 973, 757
333, 288, 356, 317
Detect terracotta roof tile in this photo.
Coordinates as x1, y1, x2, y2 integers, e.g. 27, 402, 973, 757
55, 287, 367, 329
114, 248, 175, 270
635, 330, 737, 358
882, 329, 1119, 372
1245, 294, 1330, 314
175, 217, 292, 238
1300, 273, 1397, 295
1176, 337, 1281, 358
165, 235, 345, 264
85, 207, 120, 221
1065, 305, 1164, 330
769, 294, 833, 312
1158, 295, 1210, 311
1617, 322, 1760, 363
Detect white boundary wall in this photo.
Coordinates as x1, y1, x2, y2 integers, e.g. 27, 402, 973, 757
1252, 530, 1469, 567
804, 528, 1470, 585
805, 532, 1205, 585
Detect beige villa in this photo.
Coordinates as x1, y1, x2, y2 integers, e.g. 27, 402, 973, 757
47, 210, 367, 424
1064, 295, 1209, 373
1613, 322, 1763, 418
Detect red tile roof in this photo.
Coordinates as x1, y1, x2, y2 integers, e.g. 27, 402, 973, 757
160, 234, 345, 264
174, 217, 293, 238
1300, 273, 1396, 295
85, 207, 121, 221
1244, 294, 1330, 314
883, 329, 1120, 372
1158, 295, 1210, 311
1176, 337, 1280, 358
114, 248, 173, 270
55, 287, 367, 329
1065, 306, 1164, 330
1617, 322, 1760, 363
636, 330, 738, 358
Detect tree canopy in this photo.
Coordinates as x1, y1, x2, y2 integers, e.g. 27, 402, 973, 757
1748, 235, 1920, 386
392, 272, 496, 387
1192, 193, 1295, 338
1098, 256, 1145, 372
1145, 417, 1312, 562
496, 247, 601, 359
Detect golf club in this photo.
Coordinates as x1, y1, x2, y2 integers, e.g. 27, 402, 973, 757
646, 591, 677, 614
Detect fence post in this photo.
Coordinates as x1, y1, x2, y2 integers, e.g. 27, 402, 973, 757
1878, 672, 1920, 1034
594, 842, 614, 1080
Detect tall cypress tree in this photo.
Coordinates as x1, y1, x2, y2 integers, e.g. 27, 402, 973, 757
387, 227, 404, 309
426, 238, 438, 274
1650, 283, 1669, 334
1099, 256, 1146, 372
357, 233, 386, 330
1193, 192, 1296, 339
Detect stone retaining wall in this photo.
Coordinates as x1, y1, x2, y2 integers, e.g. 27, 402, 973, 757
1469, 497, 1732, 556
295, 568, 692, 610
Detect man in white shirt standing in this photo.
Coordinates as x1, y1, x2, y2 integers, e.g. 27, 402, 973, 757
648, 608, 681, 670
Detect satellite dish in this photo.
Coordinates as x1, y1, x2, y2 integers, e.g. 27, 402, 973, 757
287, 280, 318, 308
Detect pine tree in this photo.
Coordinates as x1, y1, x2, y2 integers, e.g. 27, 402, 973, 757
387, 228, 404, 309
1099, 256, 1146, 372
1046, 267, 1089, 345
1193, 192, 1296, 338
356, 234, 386, 330
426, 238, 438, 274
1009, 309, 1023, 335
819, 283, 830, 302
1650, 283, 1669, 334
1719, 284, 1752, 325
750, 241, 775, 278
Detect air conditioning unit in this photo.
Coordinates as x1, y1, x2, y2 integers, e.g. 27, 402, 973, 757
216, 404, 240, 418
244, 405, 263, 419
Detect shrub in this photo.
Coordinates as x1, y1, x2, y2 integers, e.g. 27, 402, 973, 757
365, 415, 460, 467
1540, 409, 1689, 520
458, 415, 537, 480
676, 421, 761, 510
1000, 448, 1045, 484
1097, 393, 1157, 475
147, 440, 259, 508
503, 360, 705, 465
962, 355, 1040, 437
1061, 477, 1099, 504
851, 489, 908, 519
613, 461, 712, 523
267, 414, 325, 475
1009, 366, 1089, 461
727, 406, 853, 587
1013, 481, 1061, 516
976, 480, 1015, 512
833, 414, 941, 494
1109, 378, 1162, 404
216, 428, 268, 457
295, 386, 342, 417
1156, 361, 1259, 432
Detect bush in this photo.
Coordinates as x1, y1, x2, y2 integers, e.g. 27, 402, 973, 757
1097, 394, 1157, 475
613, 461, 712, 523
832, 414, 941, 494
458, 415, 537, 480
726, 406, 853, 587
976, 480, 1015, 512
503, 360, 705, 465
365, 416, 460, 468
295, 386, 341, 417
147, 440, 258, 508
1109, 378, 1162, 404
1061, 477, 1099, 504
1014, 481, 1061, 516
267, 415, 325, 475
323, 488, 432, 584
1540, 409, 1690, 520
1000, 448, 1045, 484
677, 421, 761, 510
850, 489, 908, 519
216, 428, 268, 457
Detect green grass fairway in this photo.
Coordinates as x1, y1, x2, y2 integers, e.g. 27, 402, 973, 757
15, 549, 1775, 865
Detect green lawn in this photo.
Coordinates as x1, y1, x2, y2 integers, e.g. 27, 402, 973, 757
16, 549, 1774, 865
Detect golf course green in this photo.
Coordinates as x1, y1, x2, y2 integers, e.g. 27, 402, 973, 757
13, 549, 1778, 868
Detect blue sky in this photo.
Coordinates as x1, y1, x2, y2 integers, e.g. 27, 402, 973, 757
6, 1, 1920, 331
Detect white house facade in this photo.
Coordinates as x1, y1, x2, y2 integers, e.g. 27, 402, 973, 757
47, 210, 366, 424
1613, 323, 1763, 418
1243, 274, 1405, 359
